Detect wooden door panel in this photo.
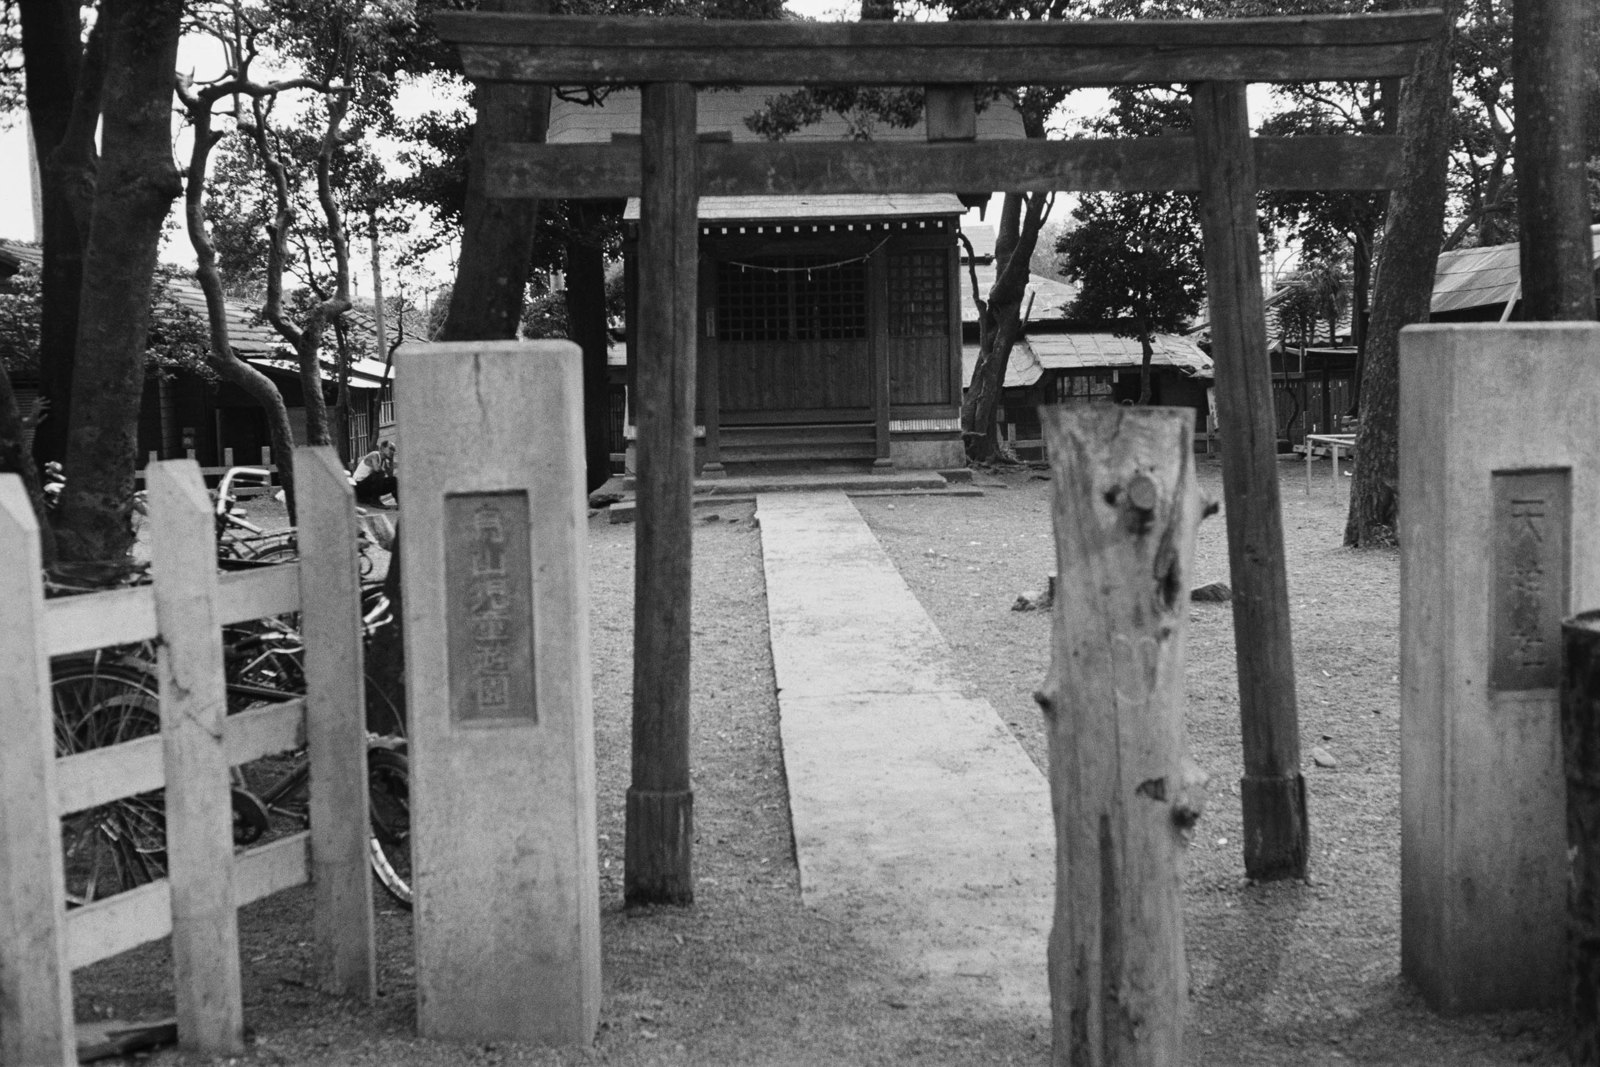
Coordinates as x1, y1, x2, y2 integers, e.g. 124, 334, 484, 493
719, 340, 871, 413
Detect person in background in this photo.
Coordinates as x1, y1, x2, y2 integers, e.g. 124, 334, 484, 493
353, 439, 398, 508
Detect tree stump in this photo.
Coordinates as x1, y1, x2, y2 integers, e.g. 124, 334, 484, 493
1036, 406, 1207, 1067
1564, 610, 1600, 1063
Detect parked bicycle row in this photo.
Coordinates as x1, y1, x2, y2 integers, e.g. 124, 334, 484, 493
45, 465, 412, 911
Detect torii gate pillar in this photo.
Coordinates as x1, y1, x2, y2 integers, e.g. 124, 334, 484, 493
1192, 82, 1308, 880
626, 82, 699, 905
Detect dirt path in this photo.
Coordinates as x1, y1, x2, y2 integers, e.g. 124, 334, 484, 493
71, 463, 1567, 1065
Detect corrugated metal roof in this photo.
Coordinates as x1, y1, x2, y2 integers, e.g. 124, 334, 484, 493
1432, 225, 1600, 314
962, 331, 1211, 388
1028, 332, 1212, 375
959, 261, 1078, 324
247, 355, 389, 389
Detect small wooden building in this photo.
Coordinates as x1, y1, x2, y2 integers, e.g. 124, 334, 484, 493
1431, 223, 1600, 322
957, 260, 1214, 452
548, 88, 1024, 471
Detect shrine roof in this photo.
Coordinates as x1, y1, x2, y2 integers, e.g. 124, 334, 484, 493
557, 88, 1019, 224
628, 193, 964, 222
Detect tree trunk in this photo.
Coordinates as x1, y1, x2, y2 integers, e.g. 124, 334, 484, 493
961, 190, 1048, 462
1344, 0, 1460, 548
1137, 323, 1154, 405
438, 0, 550, 344
563, 205, 618, 494
295, 328, 335, 449
19, 0, 100, 471
55, 0, 184, 564
180, 81, 300, 523
1514, 0, 1596, 322
1347, 227, 1372, 418
0, 369, 56, 564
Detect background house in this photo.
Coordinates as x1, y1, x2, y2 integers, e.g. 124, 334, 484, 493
549, 88, 1026, 472
1, 238, 395, 474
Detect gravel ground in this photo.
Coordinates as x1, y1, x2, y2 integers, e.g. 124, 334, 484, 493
68, 459, 1568, 1065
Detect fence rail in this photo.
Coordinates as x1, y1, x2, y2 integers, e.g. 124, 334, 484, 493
0, 448, 375, 1066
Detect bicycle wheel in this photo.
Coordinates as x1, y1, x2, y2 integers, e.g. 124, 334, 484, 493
245, 540, 298, 566
52, 662, 168, 904
366, 745, 412, 910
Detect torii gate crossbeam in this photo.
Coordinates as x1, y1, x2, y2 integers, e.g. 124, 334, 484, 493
437, 10, 1444, 895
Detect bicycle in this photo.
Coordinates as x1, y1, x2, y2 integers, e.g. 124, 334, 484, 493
213, 466, 379, 576
49, 582, 412, 911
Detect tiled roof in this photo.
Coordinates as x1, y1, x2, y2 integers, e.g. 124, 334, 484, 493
1431, 225, 1600, 314
1, 239, 286, 357
1, 239, 399, 387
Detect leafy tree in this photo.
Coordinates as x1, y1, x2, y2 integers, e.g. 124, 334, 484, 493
1057, 192, 1205, 404
1273, 257, 1351, 349
1447, 0, 1516, 249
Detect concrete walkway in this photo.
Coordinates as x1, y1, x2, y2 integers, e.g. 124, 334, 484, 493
757, 492, 1055, 1015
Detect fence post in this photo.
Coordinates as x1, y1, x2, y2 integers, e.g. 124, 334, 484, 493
1036, 406, 1207, 1067
295, 446, 376, 999
0, 476, 74, 1067
148, 460, 245, 1055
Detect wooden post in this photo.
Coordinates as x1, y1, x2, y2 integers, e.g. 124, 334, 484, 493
148, 460, 244, 1055
294, 446, 376, 999
699, 255, 724, 478
0, 476, 74, 1067
1564, 609, 1600, 1061
1513, 0, 1596, 321
869, 245, 893, 468
1035, 406, 1206, 1067
627, 81, 697, 906
1191, 81, 1308, 881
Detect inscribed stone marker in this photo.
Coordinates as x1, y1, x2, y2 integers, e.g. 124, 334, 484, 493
1488, 471, 1570, 692
445, 491, 536, 724
1399, 323, 1600, 1013
397, 340, 599, 1045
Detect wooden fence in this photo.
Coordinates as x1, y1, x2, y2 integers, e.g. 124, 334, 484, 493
137, 447, 280, 494
0, 448, 376, 1066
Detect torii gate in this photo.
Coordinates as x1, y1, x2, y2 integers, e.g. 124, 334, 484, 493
436, 10, 1443, 897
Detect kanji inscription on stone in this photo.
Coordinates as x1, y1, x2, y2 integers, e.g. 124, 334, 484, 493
445, 490, 536, 723
1489, 469, 1570, 691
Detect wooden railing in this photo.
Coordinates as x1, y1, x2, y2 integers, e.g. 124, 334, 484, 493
0, 448, 376, 1066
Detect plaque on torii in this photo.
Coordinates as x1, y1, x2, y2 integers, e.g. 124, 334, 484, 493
435, 9, 1443, 893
